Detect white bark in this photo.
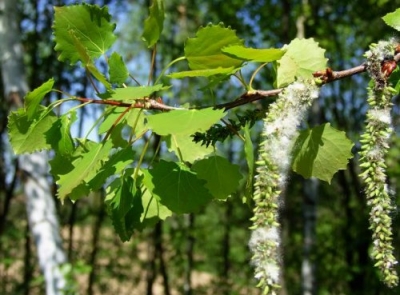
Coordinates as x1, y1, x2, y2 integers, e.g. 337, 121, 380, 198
0, 1, 68, 294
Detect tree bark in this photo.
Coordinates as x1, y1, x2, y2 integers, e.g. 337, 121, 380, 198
0, 1, 68, 294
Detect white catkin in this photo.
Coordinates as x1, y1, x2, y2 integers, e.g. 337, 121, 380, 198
250, 80, 320, 293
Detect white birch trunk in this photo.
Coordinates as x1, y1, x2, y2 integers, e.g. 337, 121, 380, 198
0, 1, 68, 294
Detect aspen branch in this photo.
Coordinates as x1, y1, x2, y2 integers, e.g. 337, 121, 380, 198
73, 51, 400, 112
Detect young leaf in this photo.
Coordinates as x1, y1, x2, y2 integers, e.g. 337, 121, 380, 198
166, 134, 214, 163
185, 24, 244, 70
222, 46, 285, 63
142, 160, 213, 214
109, 52, 129, 84
142, 0, 165, 48
57, 140, 113, 200
8, 107, 57, 154
167, 67, 237, 79
192, 155, 242, 200
382, 8, 400, 31
53, 4, 117, 64
291, 123, 354, 183
25, 78, 54, 121
111, 85, 165, 101
276, 38, 328, 87
147, 107, 225, 136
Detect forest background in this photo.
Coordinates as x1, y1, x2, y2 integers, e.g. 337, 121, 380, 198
1, 0, 400, 295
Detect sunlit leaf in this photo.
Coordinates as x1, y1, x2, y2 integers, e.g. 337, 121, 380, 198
53, 4, 116, 64
166, 134, 214, 163
69, 31, 112, 89
109, 52, 129, 84
111, 85, 165, 101
8, 107, 57, 154
140, 170, 172, 226
142, 0, 165, 47
89, 147, 136, 190
383, 8, 400, 31
57, 141, 113, 200
147, 107, 225, 136
25, 79, 54, 121
185, 24, 244, 70
168, 67, 237, 79
222, 45, 285, 62
291, 123, 354, 183
276, 38, 328, 87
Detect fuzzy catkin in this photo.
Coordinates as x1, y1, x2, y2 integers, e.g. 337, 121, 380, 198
250, 81, 319, 294
359, 40, 398, 287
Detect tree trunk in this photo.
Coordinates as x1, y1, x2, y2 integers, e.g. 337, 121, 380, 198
0, 1, 68, 294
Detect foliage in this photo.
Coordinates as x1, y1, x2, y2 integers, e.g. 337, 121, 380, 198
6, 1, 400, 294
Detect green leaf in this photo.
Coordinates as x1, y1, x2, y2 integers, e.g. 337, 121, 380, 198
291, 123, 354, 183
111, 85, 165, 101
142, 160, 213, 214
68, 30, 112, 90
105, 172, 142, 242
147, 107, 225, 136
277, 38, 328, 87
109, 52, 129, 84
53, 4, 116, 64
86, 63, 112, 90
166, 134, 214, 163
50, 154, 74, 182
99, 107, 125, 134
185, 24, 244, 70
222, 45, 285, 62
383, 8, 400, 31
25, 79, 54, 121
57, 141, 113, 200
140, 172, 172, 227
125, 109, 147, 137
389, 67, 400, 93
192, 155, 242, 200
99, 107, 147, 145
89, 147, 136, 191
47, 111, 77, 157
49, 140, 96, 182
243, 123, 254, 201
167, 67, 237, 79
142, 0, 165, 48
8, 107, 57, 154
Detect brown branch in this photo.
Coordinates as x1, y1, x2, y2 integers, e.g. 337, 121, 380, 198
74, 52, 400, 112
217, 51, 400, 110
215, 89, 282, 110
74, 97, 183, 111
212, 64, 366, 111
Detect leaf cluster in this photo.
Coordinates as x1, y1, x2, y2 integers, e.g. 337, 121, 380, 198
6, 1, 370, 242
